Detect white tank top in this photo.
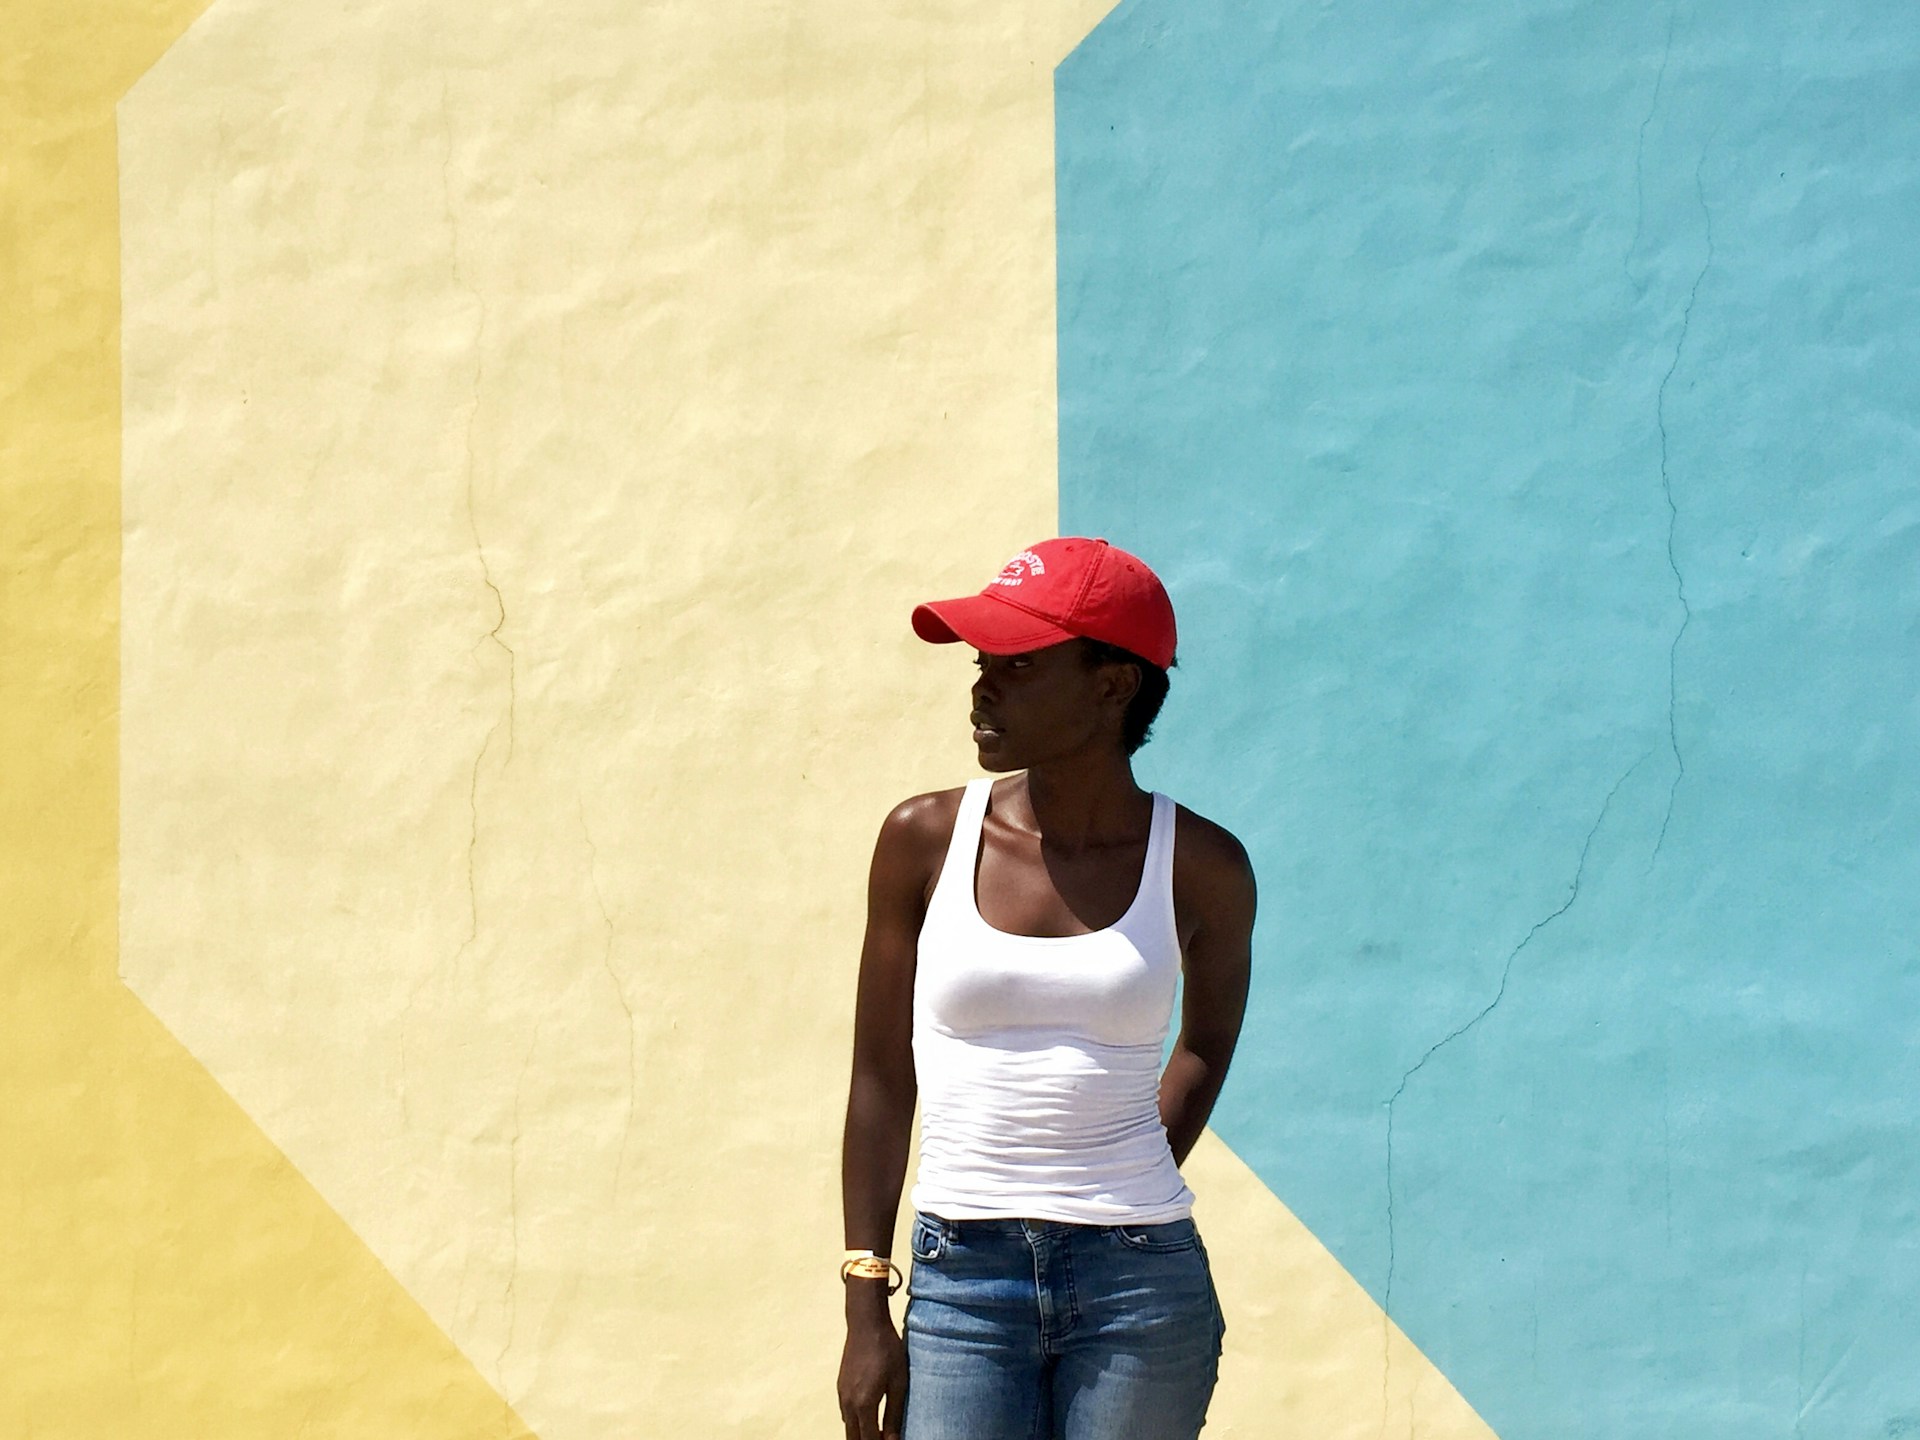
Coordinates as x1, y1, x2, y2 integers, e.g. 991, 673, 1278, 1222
909, 777, 1196, 1224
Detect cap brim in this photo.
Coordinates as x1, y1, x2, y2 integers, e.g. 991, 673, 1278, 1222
911, 594, 1078, 655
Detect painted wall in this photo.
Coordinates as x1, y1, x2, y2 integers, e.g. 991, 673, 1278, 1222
1058, 2, 1920, 1437
3, 0, 1910, 1435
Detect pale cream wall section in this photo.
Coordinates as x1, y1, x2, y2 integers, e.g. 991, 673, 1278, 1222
118, 0, 1500, 1436
120, 2, 1105, 1437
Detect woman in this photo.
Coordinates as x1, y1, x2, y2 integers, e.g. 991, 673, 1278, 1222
837, 536, 1256, 1440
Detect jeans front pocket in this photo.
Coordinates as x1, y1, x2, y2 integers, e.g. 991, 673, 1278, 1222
909, 1212, 947, 1264
1112, 1216, 1201, 1253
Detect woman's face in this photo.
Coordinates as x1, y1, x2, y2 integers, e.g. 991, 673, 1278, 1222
968, 641, 1134, 772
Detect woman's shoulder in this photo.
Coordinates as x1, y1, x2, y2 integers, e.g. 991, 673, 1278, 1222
1166, 797, 1257, 895
867, 784, 975, 908
874, 783, 972, 856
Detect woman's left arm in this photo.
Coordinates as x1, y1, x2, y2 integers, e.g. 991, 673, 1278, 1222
1160, 821, 1256, 1166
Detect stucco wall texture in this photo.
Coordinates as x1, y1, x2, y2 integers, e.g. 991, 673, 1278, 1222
3, 0, 1913, 1436
1058, 3, 1920, 1438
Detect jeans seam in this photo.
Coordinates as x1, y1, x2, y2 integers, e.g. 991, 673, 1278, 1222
1197, 1235, 1225, 1357
1059, 1237, 1079, 1344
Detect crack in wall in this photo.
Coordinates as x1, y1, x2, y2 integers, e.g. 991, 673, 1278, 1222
1660, 1039, 1674, 1243
1652, 143, 1717, 862
498, 1024, 540, 1397
440, 76, 519, 760
463, 725, 497, 949
1624, 0, 1678, 294
579, 798, 638, 1198
398, 715, 503, 1125
1377, 752, 1650, 1429
399, 81, 523, 1132
1795, 1262, 1808, 1438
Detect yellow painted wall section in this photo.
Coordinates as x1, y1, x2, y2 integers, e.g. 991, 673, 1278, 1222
1, 3, 532, 1436
8, 0, 1501, 1434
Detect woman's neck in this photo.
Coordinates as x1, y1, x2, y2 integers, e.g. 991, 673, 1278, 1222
1005, 756, 1149, 851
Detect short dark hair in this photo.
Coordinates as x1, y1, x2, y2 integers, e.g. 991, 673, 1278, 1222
1077, 638, 1173, 755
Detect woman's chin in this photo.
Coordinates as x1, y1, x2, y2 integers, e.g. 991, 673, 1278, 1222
973, 740, 1020, 773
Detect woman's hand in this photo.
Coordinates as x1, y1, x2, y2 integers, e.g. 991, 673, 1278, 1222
840, 793, 947, 1440
838, 1312, 908, 1440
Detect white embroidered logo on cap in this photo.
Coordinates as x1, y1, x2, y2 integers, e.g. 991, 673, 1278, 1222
989, 550, 1046, 587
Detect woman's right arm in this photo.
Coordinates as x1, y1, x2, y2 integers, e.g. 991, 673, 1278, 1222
838, 795, 943, 1440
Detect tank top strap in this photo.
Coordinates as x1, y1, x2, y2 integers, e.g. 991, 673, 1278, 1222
929, 778, 992, 916
1146, 792, 1174, 886
1131, 791, 1179, 947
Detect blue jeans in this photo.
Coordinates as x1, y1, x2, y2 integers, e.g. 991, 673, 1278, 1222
901, 1211, 1225, 1440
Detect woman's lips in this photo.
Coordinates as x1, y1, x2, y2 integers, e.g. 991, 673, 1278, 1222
971, 714, 1003, 744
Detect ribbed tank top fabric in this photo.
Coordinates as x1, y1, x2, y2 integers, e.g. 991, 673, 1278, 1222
909, 778, 1196, 1225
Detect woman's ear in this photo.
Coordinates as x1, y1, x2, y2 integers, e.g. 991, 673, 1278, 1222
1102, 658, 1143, 711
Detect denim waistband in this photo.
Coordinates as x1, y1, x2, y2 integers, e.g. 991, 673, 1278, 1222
916, 1211, 1195, 1239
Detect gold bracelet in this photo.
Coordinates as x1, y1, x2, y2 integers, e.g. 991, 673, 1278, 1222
840, 1249, 904, 1295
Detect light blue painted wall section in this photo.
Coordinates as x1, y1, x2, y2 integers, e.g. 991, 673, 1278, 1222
1056, 3, 1920, 1436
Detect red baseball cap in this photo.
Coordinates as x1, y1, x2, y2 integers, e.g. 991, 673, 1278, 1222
911, 537, 1177, 670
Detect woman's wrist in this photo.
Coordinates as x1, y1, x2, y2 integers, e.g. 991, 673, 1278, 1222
841, 1238, 900, 1326
845, 1297, 895, 1335
841, 1250, 904, 1291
